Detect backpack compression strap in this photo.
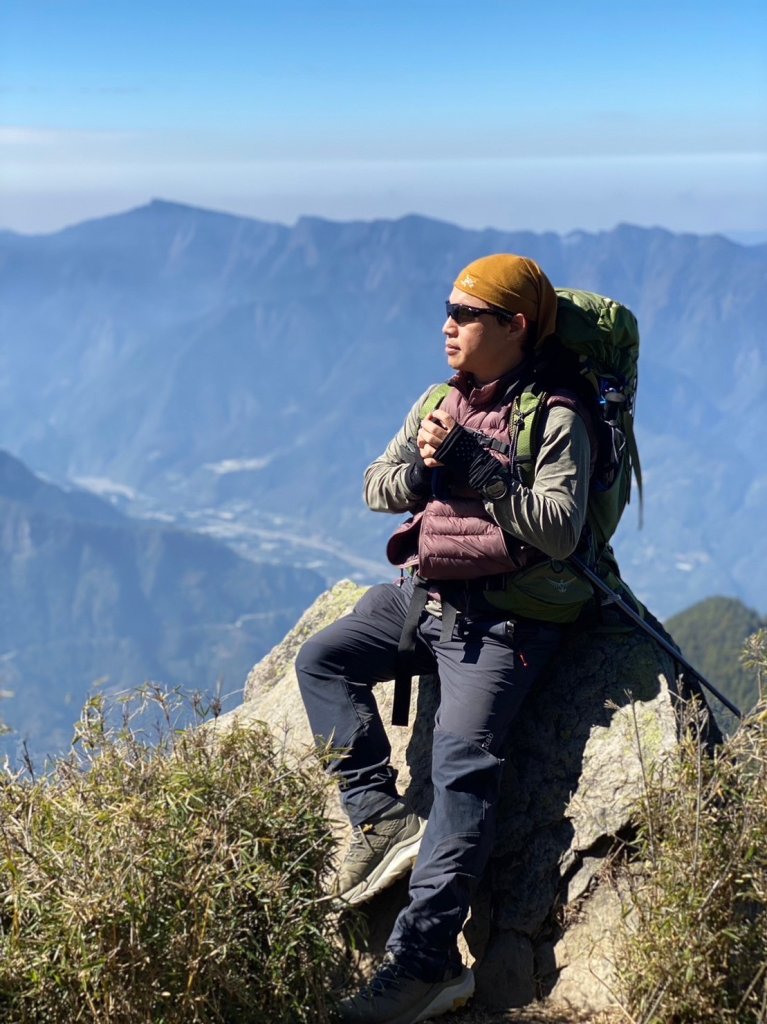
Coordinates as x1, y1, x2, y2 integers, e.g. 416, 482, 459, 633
623, 409, 644, 526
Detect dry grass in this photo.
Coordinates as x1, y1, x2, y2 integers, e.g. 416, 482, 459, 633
1, 630, 764, 1024
0, 686, 339, 1023
440, 1005, 621, 1023
616, 629, 767, 1023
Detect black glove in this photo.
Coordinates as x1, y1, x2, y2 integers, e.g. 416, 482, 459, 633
434, 425, 509, 499
404, 457, 434, 497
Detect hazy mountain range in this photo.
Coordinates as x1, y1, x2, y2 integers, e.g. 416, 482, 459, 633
0, 201, 765, 693
0, 449, 323, 757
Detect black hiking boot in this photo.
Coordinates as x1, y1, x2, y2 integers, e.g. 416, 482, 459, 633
338, 951, 475, 1023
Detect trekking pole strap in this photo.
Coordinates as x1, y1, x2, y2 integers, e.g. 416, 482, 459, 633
569, 555, 742, 720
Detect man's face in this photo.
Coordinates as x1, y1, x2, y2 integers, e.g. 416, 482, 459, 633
442, 287, 527, 385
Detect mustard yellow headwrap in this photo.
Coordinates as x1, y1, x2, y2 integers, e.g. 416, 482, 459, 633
453, 253, 558, 345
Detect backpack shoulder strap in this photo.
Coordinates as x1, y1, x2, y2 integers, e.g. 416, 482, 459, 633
511, 385, 547, 486
513, 386, 601, 486
419, 382, 452, 421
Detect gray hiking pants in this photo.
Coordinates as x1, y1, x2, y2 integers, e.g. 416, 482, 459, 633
295, 576, 561, 979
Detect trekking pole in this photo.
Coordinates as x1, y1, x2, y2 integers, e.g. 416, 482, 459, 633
569, 554, 743, 720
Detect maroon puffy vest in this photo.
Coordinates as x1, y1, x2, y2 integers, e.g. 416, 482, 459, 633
386, 374, 538, 581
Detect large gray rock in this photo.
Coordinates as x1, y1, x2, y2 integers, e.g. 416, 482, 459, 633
218, 580, 691, 1016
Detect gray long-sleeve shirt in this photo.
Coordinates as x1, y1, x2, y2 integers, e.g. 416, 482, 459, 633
364, 385, 592, 562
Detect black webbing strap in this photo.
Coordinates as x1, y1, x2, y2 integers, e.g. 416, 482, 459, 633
392, 576, 430, 727
440, 599, 458, 643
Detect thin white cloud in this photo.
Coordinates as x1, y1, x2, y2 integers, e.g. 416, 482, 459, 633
204, 457, 274, 475
0, 126, 132, 147
0, 127, 59, 146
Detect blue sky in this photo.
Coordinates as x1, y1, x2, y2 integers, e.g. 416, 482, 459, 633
1, 0, 766, 237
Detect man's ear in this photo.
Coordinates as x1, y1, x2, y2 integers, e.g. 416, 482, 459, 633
509, 312, 529, 341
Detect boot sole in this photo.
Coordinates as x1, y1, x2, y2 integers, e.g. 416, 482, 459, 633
412, 968, 476, 1023
337, 818, 427, 907
338, 965, 474, 1024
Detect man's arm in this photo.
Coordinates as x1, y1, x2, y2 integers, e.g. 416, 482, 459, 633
366, 394, 592, 558
486, 405, 592, 560
363, 386, 442, 513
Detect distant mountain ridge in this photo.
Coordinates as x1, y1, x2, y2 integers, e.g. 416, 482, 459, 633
1, 200, 765, 617
0, 449, 323, 756
666, 596, 765, 721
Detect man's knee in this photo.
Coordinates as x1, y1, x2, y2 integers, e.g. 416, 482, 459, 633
431, 729, 505, 803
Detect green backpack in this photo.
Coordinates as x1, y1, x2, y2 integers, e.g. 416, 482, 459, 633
522, 288, 641, 548
421, 288, 642, 623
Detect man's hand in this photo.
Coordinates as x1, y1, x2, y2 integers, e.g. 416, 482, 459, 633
417, 409, 456, 468
433, 421, 511, 500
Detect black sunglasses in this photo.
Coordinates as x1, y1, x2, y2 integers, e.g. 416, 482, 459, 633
444, 301, 516, 326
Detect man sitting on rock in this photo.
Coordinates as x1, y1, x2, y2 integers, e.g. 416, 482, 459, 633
296, 253, 594, 1024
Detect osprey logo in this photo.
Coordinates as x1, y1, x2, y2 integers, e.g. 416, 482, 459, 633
546, 576, 573, 594
460, 274, 476, 288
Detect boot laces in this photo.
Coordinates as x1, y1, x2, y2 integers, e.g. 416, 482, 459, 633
347, 822, 375, 860
368, 952, 416, 995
